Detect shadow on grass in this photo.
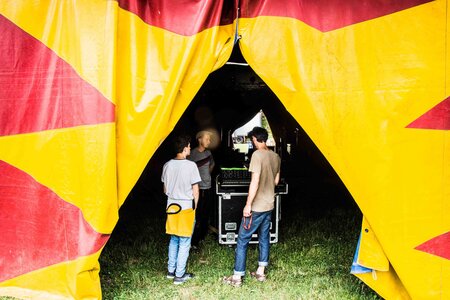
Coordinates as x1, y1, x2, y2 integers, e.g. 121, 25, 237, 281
100, 177, 381, 300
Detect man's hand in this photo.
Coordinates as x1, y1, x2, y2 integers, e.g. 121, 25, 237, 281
243, 204, 252, 217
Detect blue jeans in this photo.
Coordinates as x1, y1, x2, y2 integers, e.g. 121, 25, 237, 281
234, 210, 272, 276
168, 235, 191, 277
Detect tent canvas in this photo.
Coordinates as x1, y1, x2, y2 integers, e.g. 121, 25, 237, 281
0, 1, 448, 299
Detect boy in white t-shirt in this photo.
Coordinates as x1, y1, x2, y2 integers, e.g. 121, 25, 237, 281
161, 135, 201, 285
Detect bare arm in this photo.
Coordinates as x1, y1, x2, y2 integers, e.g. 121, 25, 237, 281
163, 184, 167, 194
274, 172, 280, 186
243, 172, 260, 217
192, 183, 199, 208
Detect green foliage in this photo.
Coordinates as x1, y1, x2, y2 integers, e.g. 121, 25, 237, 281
99, 201, 381, 300
260, 111, 275, 143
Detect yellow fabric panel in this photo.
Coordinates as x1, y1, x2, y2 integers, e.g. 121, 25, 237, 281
238, 1, 449, 299
444, 262, 450, 300
358, 217, 389, 271
166, 208, 196, 237
355, 270, 410, 300
115, 8, 234, 204
0, 3, 234, 298
445, 14, 450, 300
0, 250, 104, 300
0, 124, 118, 233
0, 0, 117, 104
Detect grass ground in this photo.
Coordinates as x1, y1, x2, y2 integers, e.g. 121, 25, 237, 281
99, 177, 382, 300
0, 177, 382, 300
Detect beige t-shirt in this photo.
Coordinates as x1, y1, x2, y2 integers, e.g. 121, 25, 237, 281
249, 149, 281, 212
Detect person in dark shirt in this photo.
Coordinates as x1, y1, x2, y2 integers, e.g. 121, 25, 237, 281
188, 130, 215, 249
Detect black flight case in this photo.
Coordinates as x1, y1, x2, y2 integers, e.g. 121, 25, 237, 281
216, 168, 288, 245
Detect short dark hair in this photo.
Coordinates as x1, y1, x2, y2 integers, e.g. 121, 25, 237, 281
248, 127, 268, 143
173, 135, 191, 154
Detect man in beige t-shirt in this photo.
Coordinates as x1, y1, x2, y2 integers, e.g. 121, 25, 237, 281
224, 127, 281, 287
248, 145, 281, 212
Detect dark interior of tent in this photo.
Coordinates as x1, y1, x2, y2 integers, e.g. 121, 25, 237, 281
105, 45, 363, 266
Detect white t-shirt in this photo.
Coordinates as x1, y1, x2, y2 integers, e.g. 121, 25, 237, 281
161, 159, 201, 210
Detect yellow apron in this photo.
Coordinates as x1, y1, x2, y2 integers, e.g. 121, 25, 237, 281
166, 203, 195, 237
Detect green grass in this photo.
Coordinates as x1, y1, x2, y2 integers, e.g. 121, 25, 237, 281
99, 194, 381, 300
0, 178, 382, 300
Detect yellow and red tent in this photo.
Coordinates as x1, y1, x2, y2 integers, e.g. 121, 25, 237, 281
0, 1, 448, 299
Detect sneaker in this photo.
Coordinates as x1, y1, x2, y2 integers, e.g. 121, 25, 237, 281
173, 273, 194, 285
166, 271, 175, 279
